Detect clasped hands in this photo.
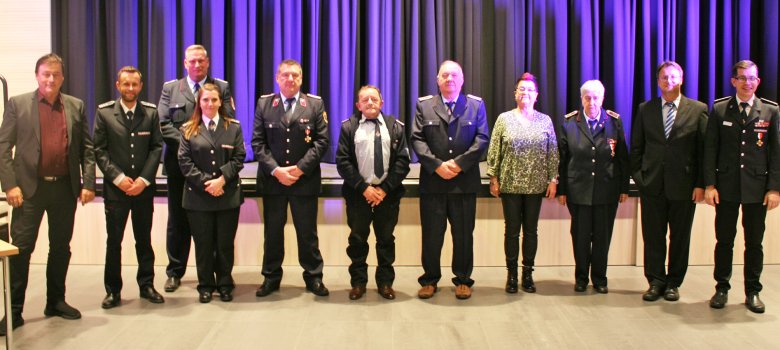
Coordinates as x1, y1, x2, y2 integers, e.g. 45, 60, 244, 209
435, 160, 462, 180
117, 177, 148, 196
274, 166, 303, 186
363, 186, 387, 207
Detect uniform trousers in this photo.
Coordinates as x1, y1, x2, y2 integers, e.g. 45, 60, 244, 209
714, 200, 766, 294
418, 193, 476, 287
344, 187, 402, 287
567, 202, 618, 287
9, 178, 76, 314
104, 198, 155, 294
640, 194, 696, 288
500, 193, 543, 269
165, 174, 191, 279
261, 195, 324, 284
187, 208, 239, 293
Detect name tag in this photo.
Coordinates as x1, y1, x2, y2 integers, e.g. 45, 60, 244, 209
137, 131, 151, 136
722, 121, 733, 126
221, 144, 234, 149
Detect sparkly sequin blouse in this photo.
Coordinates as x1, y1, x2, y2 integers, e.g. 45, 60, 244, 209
486, 109, 559, 194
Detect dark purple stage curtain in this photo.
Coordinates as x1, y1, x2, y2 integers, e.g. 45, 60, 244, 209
52, 0, 779, 162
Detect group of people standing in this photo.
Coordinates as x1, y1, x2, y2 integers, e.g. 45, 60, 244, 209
0, 45, 777, 335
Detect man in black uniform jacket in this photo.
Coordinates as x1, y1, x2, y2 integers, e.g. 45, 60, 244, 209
93, 66, 165, 309
704, 60, 780, 314
336, 85, 411, 300
157, 44, 234, 292
252, 59, 330, 297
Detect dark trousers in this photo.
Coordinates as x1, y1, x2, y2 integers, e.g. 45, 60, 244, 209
187, 208, 239, 293
344, 187, 402, 287
567, 202, 618, 287
165, 174, 191, 278
418, 193, 476, 287
713, 200, 766, 294
501, 193, 544, 269
9, 178, 76, 315
640, 194, 696, 288
261, 195, 324, 283
104, 198, 155, 294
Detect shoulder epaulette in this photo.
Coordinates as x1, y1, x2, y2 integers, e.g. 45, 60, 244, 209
714, 96, 731, 103
260, 93, 275, 99
164, 79, 177, 84
395, 120, 405, 127
467, 94, 483, 101
98, 101, 115, 109
418, 95, 433, 101
760, 97, 778, 106
228, 118, 240, 124
140, 101, 156, 108
606, 110, 620, 119
307, 93, 322, 100
214, 78, 228, 84
564, 110, 578, 119
341, 119, 350, 124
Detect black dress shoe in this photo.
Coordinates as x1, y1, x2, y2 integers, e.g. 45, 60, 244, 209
664, 287, 680, 301
378, 285, 396, 300
574, 284, 587, 293
218, 288, 233, 302
199, 291, 213, 303
594, 285, 609, 294
44, 300, 82, 320
0, 314, 24, 336
745, 293, 765, 314
140, 286, 165, 304
710, 290, 728, 309
642, 285, 663, 301
349, 286, 366, 300
164, 277, 181, 293
306, 280, 330, 296
505, 275, 518, 294
101, 293, 121, 309
255, 280, 280, 297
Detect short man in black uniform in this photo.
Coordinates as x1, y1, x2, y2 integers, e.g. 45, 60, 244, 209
93, 66, 165, 308
631, 61, 709, 302
157, 44, 234, 292
336, 85, 411, 300
705, 60, 780, 314
411, 60, 489, 300
252, 59, 330, 297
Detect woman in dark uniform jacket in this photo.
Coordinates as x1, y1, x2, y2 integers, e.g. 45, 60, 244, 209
557, 80, 629, 294
178, 83, 245, 303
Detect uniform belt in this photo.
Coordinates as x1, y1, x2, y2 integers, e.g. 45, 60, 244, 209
41, 176, 66, 182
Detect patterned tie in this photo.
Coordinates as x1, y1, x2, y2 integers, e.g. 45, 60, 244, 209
208, 120, 216, 134
740, 102, 749, 125
194, 83, 201, 95
664, 102, 676, 139
126, 110, 134, 121
446, 101, 455, 115
367, 119, 384, 178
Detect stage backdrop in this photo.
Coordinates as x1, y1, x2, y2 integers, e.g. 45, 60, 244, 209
52, 0, 779, 162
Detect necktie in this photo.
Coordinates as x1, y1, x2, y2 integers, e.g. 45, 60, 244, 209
367, 119, 384, 178
588, 118, 598, 134
740, 102, 749, 125
194, 83, 201, 95
446, 101, 455, 115
126, 110, 134, 121
208, 120, 216, 133
664, 102, 676, 139
284, 97, 295, 124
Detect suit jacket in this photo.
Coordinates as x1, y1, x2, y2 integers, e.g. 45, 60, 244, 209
630, 95, 709, 200
93, 99, 163, 201
158, 76, 234, 177
336, 113, 411, 195
703, 96, 780, 203
0, 91, 96, 198
178, 118, 245, 211
251, 92, 329, 196
411, 93, 489, 194
558, 109, 629, 205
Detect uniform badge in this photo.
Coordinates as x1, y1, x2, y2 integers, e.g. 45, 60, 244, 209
757, 132, 765, 147
300, 98, 307, 107
272, 98, 279, 107
304, 128, 312, 143
299, 118, 309, 123
607, 138, 617, 157
755, 120, 769, 128
322, 111, 329, 125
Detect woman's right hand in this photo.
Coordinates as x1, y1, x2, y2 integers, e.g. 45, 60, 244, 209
489, 177, 500, 198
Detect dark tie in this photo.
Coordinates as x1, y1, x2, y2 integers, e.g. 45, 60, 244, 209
445, 101, 455, 115
208, 120, 216, 134
740, 102, 749, 125
194, 83, 201, 95
367, 119, 384, 178
588, 118, 598, 134
664, 102, 676, 139
126, 110, 134, 121
284, 97, 295, 124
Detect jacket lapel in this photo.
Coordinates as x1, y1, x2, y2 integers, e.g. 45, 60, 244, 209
200, 122, 217, 148
180, 78, 195, 104
30, 92, 41, 143
433, 96, 450, 123
577, 109, 595, 145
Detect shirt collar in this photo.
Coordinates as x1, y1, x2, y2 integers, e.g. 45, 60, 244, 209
736, 94, 755, 107
440, 95, 458, 105
280, 91, 301, 102
119, 100, 136, 115
202, 115, 220, 128
585, 109, 601, 122
187, 76, 208, 92
37, 90, 62, 107
360, 113, 384, 125
662, 93, 682, 108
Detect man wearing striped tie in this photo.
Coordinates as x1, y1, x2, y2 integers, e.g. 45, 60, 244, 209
630, 61, 709, 303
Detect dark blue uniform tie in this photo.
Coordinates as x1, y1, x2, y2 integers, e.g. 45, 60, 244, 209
367, 119, 384, 178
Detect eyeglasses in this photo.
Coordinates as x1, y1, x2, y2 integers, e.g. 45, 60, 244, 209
516, 87, 537, 92
735, 75, 759, 83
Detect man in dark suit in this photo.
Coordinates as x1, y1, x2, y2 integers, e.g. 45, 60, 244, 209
157, 44, 234, 293
0, 53, 96, 334
630, 61, 709, 302
411, 60, 489, 300
336, 85, 411, 300
93, 66, 165, 309
252, 59, 330, 297
704, 60, 780, 314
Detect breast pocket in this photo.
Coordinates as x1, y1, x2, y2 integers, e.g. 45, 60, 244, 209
169, 105, 188, 124
264, 121, 282, 143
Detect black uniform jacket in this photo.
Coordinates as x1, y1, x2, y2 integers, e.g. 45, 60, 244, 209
158, 77, 234, 176
630, 96, 709, 200
411, 94, 489, 194
178, 119, 245, 211
558, 109, 629, 205
252, 92, 329, 196
336, 113, 411, 195
93, 99, 163, 201
703, 96, 780, 203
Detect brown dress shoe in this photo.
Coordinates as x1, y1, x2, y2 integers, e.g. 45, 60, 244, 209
417, 285, 437, 299
378, 285, 396, 300
349, 286, 366, 300
455, 285, 472, 300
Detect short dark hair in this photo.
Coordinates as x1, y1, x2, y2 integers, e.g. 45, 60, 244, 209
35, 53, 64, 74
116, 66, 143, 81
277, 59, 302, 74
358, 85, 383, 101
516, 72, 537, 91
656, 61, 683, 79
732, 60, 757, 77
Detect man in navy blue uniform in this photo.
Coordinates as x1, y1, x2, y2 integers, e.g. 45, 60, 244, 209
704, 60, 780, 314
411, 60, 489, 300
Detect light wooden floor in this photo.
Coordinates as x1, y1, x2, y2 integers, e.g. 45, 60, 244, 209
2, 264, 779, 349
